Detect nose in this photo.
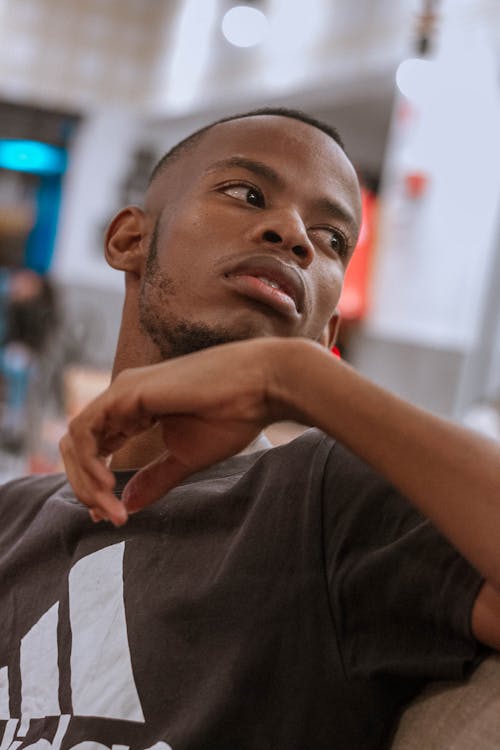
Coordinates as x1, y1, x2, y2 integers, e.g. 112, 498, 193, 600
250, 209, 314, 266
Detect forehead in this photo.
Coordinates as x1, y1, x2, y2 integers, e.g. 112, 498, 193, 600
150, 115, 361, 222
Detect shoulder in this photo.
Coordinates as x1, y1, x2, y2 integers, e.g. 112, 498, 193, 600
258, 427, 336, 484
0, 472, 68, 501
472, 582, 500, 651
0, 472, 69, 525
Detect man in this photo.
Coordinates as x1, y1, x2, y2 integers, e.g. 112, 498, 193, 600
1, 108, 499, 750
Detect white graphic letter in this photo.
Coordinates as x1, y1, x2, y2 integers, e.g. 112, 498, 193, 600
21, 713, 70, 750
0, 720, 19, 750
0, 667, 9, 719
69, 542, 144, 722
20, 603, 60, 720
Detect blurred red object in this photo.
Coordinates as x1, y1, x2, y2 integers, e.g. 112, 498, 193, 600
404, 171, 428, 199
338, 187, 377, 321
331, 346, 341, 358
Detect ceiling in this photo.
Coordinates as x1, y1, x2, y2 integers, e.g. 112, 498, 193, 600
0, 0, 498, 176
0, 0, 414, 114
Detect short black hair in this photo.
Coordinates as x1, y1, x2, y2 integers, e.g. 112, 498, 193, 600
148, 107, 345, 186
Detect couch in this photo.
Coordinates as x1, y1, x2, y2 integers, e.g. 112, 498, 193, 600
390, 653, 500, 748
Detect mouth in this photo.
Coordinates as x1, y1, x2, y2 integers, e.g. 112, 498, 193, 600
221, 256, 305, 316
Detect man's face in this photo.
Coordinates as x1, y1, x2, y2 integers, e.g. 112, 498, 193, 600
139, 115, 362, 359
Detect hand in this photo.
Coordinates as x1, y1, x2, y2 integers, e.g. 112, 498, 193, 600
60, 339, 287, 526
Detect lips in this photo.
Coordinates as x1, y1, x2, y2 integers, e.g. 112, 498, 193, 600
222, 255, 305, 315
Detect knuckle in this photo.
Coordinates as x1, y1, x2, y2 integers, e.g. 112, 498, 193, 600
67, 418, 81, 438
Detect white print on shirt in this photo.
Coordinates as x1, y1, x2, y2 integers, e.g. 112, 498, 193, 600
0, 716, 172, 750
68, 543, 144, 721
0, 542, 174, 750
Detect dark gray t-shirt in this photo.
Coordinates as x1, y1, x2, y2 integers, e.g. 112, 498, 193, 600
0, 429, 484, 750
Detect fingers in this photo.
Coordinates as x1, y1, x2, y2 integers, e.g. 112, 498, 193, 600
89, 508, 107, 523
121, 451, 194, 513
60, 373, 161, 525
60, 417, 128, 528
121, 417, 261, 514
58, 343, 273, 522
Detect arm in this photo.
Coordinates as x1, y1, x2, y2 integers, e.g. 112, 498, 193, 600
277, 340, 500, 597
60, 337, 500, 646
276, 340, 500, 651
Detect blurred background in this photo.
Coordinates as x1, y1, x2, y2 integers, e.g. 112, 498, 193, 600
0, 0, 499, 478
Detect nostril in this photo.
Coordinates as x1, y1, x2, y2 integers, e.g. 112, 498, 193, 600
292, 245, 308, 259
263, 230, 282, 244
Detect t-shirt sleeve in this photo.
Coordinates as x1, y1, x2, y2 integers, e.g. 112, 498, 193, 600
321, 441, 487, 685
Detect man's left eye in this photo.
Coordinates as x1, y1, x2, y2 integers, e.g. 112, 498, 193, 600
221, 184, 265, 207
312, 227, 349, 259
329, 229, 348, 257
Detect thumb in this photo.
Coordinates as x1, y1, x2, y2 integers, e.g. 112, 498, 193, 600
122, 452, 194, 513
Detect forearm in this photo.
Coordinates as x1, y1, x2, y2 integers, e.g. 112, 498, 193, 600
271, 338, 500, 592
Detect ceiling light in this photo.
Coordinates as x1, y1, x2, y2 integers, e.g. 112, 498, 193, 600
395, 58, 434, 103
222, 5, 268, 48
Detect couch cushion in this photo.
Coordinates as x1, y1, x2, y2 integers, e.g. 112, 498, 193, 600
390, 653, 500, 749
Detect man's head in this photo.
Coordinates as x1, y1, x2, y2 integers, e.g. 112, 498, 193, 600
106, 108, 362, 364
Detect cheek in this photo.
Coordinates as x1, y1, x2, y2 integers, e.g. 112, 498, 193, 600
315, 265, 344, 314
154, 213, 204, 274
161, 204, 229, 259
303, 268, 343, 340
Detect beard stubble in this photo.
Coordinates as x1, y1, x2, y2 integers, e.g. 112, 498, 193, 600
138, 219, 252, 359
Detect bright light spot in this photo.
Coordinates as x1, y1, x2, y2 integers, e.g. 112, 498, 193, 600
395, 58, 435, 104
222, 5, 268, 48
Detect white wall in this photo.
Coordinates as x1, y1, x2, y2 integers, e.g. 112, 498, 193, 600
52, 108, 214, 290
52, 109, 143, 290
367, 12, 500, 353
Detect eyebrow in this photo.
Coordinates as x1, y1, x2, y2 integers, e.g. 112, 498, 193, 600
314, 196, 359, 235
205, 157, 284, 187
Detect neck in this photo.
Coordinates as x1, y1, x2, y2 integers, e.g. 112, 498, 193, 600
110, 283, 166, 469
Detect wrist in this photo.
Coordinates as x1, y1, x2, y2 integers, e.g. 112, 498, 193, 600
264, 337, 333, 425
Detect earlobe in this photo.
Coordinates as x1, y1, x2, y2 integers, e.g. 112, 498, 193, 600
105, 206, 147, 274
319, 310, 341, 350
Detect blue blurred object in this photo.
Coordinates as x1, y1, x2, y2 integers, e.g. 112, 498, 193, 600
0, 140, 67, 175
0, 140, 68, 272
24, 175, 63, 273
0, 342, 33, 454
0, 272, 9, 347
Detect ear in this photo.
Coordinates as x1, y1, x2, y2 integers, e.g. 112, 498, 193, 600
318, 309, 341, 350
104, 206, 147, 274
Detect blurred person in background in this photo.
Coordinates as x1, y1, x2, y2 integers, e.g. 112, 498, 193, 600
5, 269, 59, 352
0, 108, 499, 750
0, 269, 60, 462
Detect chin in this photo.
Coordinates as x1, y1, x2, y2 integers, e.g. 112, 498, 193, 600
145, 318, 262, 359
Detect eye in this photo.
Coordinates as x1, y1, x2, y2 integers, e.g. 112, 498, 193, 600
312, 227, 350, 260
329, 229, 348, 257
220, 183, 265, 208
